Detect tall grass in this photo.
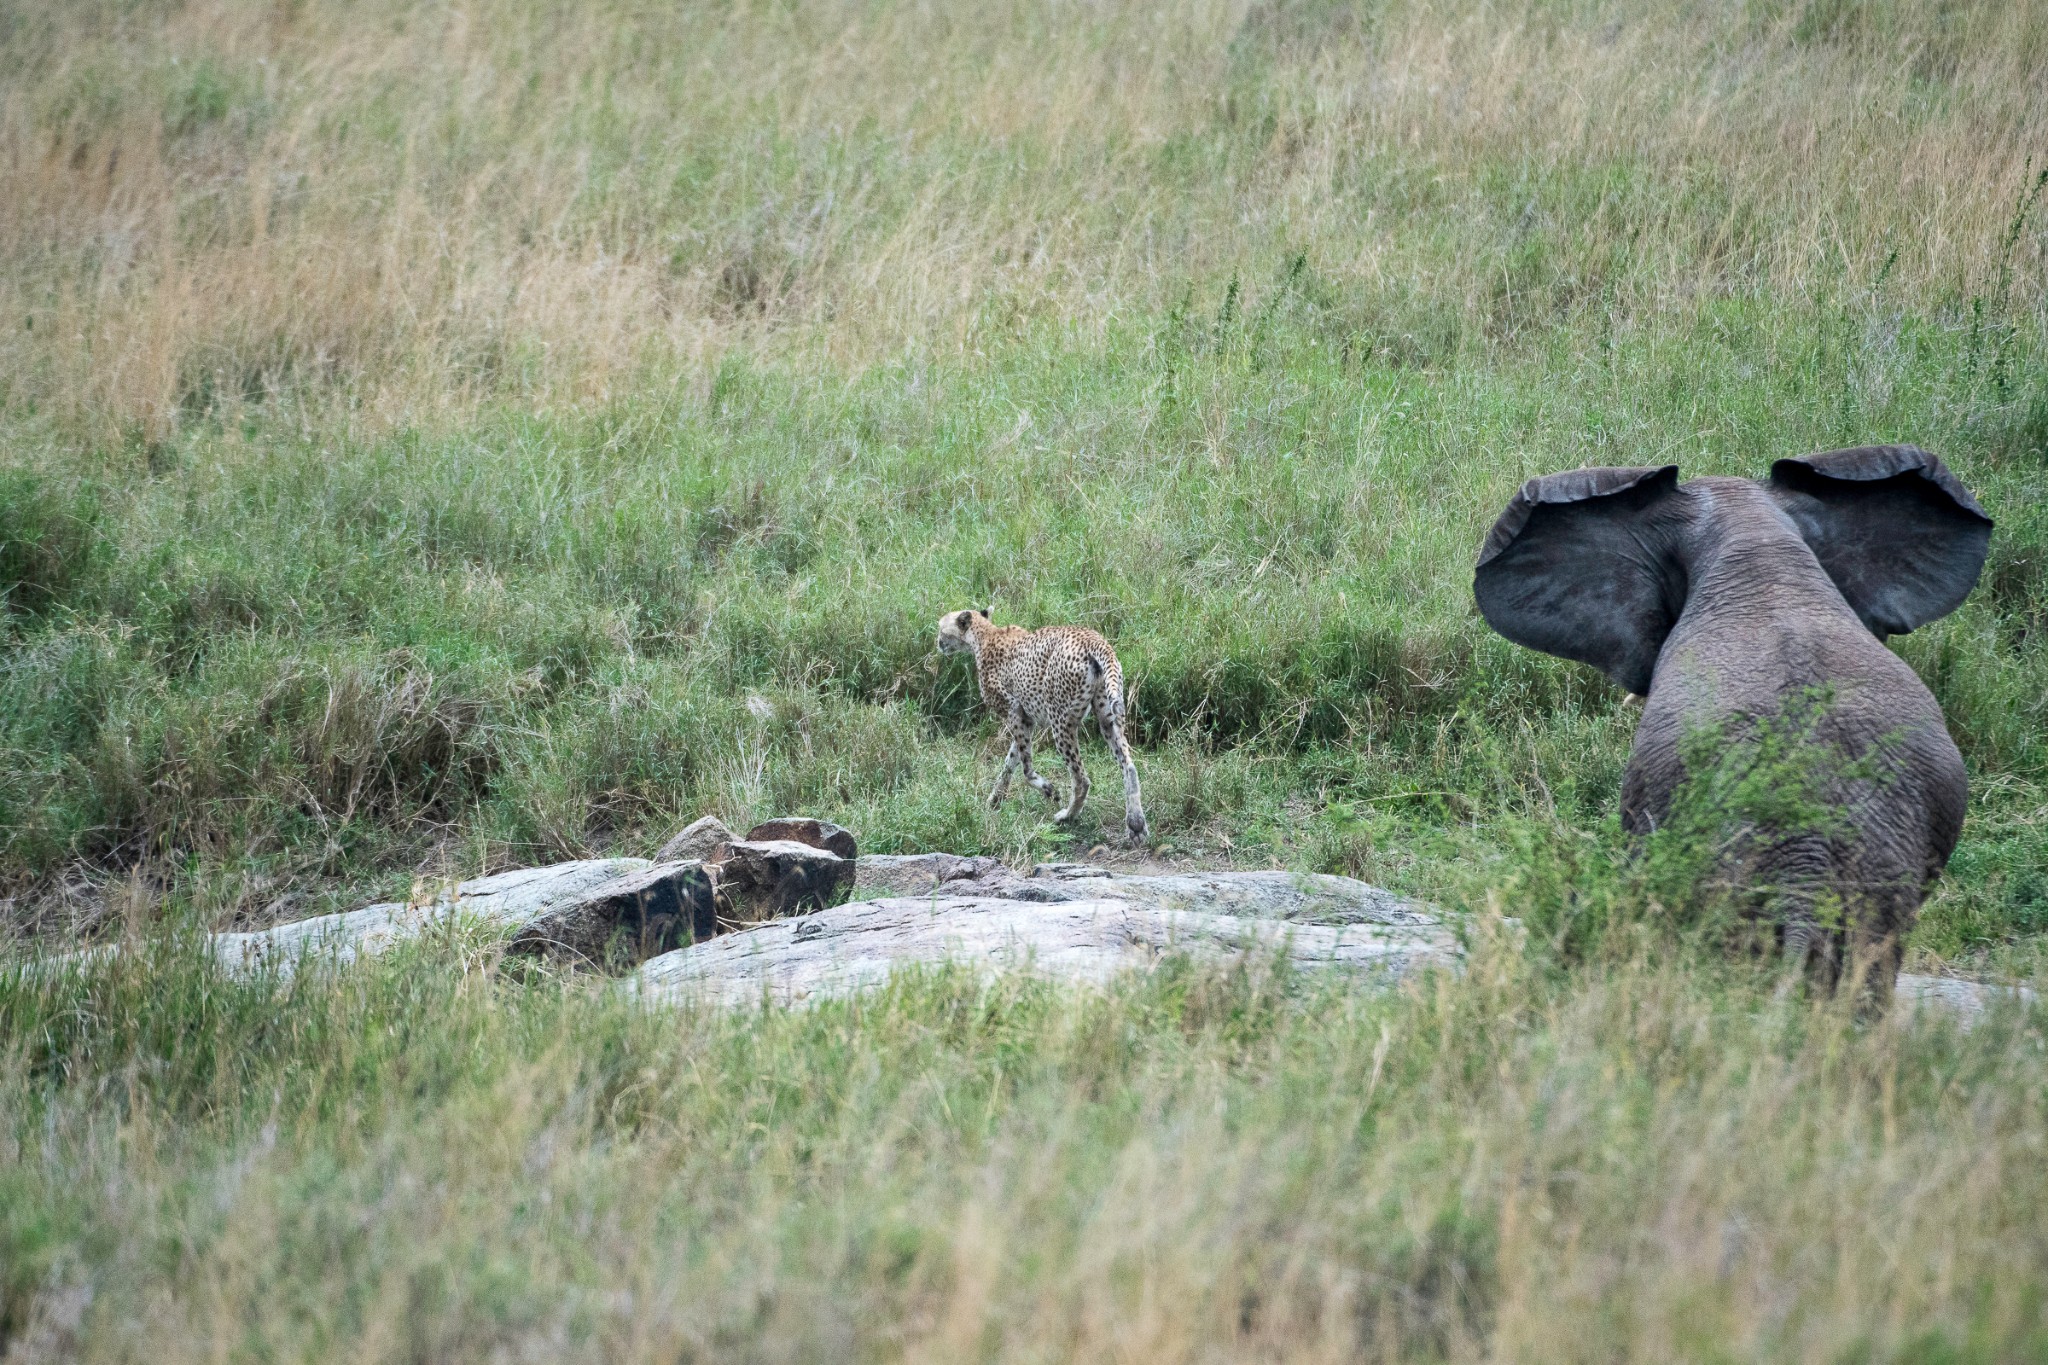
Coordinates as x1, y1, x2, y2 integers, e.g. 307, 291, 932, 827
3, 923, 2045, 1361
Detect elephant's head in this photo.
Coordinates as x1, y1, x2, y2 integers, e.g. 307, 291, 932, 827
1472, 446, 1993, 696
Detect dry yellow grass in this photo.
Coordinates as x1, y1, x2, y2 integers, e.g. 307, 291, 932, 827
3, 0, 2045, 439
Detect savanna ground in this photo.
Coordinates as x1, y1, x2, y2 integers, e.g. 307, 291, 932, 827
3, 0, 2048, 1357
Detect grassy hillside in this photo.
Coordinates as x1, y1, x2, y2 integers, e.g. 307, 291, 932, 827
3, 0, 2044, 959
3, 0, 2048, 1356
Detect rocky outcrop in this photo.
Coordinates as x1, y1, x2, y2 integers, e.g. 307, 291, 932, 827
206, 857, 1439, 991
634, 889, 1460, 1008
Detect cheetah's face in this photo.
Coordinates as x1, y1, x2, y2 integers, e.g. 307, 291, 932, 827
935, 609, 987, 655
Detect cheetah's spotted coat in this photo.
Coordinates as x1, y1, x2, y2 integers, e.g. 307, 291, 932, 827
935, 610, 1148, 842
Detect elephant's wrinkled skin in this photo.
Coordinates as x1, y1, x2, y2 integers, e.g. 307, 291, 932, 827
1474, 446, 1992, 997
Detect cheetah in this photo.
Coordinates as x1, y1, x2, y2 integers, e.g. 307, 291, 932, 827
935, 609, 1148, 842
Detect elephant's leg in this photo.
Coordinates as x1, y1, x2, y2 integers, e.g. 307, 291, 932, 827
1844, 882, 1915, 1016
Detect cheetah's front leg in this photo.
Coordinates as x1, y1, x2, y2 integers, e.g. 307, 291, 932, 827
1014, 712, 1059, 804
990, 710, 1059, 809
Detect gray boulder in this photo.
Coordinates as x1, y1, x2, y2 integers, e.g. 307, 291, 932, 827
656, 816, 736, 863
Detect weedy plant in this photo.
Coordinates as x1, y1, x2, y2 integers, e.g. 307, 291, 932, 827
1499, 693, 1902, 970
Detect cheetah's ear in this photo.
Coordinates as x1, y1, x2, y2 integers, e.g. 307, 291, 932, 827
954, 611, 975, 630
982, 606, 993, 622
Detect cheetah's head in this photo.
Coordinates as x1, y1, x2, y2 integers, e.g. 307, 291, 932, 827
935, 608, 992, 655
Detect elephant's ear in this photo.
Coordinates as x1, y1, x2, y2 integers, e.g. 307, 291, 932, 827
1767, 445, 1993, 639
1473, 465, 1686, 696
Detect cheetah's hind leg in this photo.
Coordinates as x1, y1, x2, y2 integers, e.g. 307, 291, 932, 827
1049, 721, 1090, 824
1096, 697, 1147, 843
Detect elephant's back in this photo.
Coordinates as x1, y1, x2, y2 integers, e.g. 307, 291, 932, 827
1624, 617, 1966, 879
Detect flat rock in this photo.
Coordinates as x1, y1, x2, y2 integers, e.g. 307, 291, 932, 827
1021, 864, 1434, 924
656, 816, 735, 863
211, 859, 651, 975
504, 861, 727, 969
634, 888, 1462, 1008
744, 818, 857, 862
1895, 972, 2040, 1024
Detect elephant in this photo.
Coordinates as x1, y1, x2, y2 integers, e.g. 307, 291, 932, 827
1472, 445, 1992, 998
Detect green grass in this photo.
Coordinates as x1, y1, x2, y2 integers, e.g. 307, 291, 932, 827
4, 925, 2046, 1360
4, 297, 2043, 960
3, 0, 2048, 1355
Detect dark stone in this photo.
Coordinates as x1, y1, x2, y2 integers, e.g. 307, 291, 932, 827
743, 817, 857, 862
504, 861, 727, 969
715, 839, 855, 922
